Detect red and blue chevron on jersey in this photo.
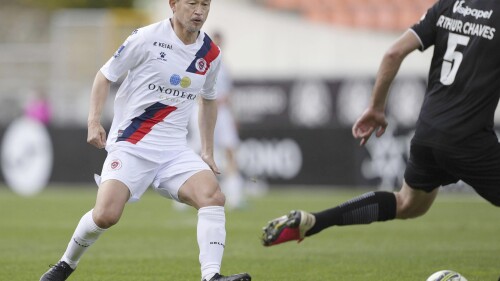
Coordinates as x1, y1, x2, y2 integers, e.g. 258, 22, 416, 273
117, 103, 177, 144
186, 35, 221, 75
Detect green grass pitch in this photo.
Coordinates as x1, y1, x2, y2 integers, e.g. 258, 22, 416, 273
0, 185, 499, 281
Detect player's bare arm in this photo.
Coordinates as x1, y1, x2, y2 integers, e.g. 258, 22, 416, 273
352, 30, 421, 146
198, 97, 219, 174
87, 71, 110, 149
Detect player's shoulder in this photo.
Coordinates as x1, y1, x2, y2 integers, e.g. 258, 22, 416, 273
202, 32, 220, 50
201, 32, 222, 61
131, 20, 166, 39
440, 0, 469, 6
438, 0, 498, 10
439, 0, 455, 6
424, 0, 458, 12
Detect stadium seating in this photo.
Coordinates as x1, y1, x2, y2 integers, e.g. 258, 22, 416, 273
264, 0, 437, 31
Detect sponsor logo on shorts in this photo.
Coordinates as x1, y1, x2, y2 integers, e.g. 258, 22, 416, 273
110, 159, 122, 170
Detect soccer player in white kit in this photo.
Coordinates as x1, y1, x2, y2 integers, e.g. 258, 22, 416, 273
39, 1, 251, 281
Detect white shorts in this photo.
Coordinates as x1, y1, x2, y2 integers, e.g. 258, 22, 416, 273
97, 145, 210, 202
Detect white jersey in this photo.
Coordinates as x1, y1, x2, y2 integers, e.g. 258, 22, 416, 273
100, 19, 221, 151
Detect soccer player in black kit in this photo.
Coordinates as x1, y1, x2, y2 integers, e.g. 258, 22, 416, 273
261, 0, 500, 247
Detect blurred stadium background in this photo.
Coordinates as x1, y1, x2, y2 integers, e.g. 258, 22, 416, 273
3, 0, 499, 192
0, 0, 460, 191
1, 1, 500, 280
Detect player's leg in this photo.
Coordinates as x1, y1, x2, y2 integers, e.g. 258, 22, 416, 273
261, 144, 448, 247
62, 180, 130, 265
40, 149, 155, 281
39, 180, 130, 281
261, 182, 438, 247
179, 171, 250, 281
395, 181, 438, 219
155, 148, 250, 281
180, 170, 226, 280
260, 189, 396, 246
179, 169, 225, 208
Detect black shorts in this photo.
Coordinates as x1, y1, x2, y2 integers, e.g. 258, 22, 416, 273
404, 143, 500, 206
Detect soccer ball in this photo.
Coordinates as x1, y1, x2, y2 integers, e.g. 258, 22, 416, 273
426, 270, 468, 281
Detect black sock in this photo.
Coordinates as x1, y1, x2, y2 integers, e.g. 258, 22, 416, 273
306, 191, 396, 236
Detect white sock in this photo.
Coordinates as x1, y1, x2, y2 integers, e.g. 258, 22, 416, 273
61, 209, 106, 269
197, 206, 225, 281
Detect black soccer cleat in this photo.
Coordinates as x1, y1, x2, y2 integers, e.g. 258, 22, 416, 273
40, 261, 75, 281
203, 272, 252, 281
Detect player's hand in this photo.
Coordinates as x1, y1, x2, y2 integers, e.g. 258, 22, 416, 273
201, 153, 221, 175
87, 121, 107, 149
352, 107, 388, 146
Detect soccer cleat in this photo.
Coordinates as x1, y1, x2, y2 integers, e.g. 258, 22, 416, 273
203, 273, 252, 281
39, 261, 74, 281
261, 210, 316, 247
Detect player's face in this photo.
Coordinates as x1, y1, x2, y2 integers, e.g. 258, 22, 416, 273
171, 0, 211, 33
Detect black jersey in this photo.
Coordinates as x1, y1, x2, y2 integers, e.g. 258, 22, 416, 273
410, 0, 500, 151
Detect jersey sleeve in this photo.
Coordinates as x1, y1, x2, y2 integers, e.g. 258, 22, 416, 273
100, 29, 147, 82
200, 53, 222, 100
410, 0, 442, 51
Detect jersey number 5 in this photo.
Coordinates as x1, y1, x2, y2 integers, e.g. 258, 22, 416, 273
440, 32, 470, 85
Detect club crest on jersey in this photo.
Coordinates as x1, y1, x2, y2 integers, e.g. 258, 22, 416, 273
195, 58, 208, 73
186, 36, 220, 75
110, 159, 122, 170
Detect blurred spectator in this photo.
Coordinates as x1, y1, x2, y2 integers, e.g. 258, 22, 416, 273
24, 89, 52, 125
212, 31, 246, 210
185, 31, 246, 211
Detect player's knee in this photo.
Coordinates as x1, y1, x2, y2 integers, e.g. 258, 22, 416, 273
183, 184, 226, 208
92, 208, 121, 228
397, 205, 428, 219
205, 188, 226, 207
395, 193, 430, 219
